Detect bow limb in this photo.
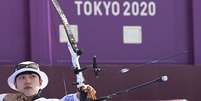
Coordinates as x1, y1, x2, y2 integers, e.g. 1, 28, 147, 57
50, 0, 85, 88
72, 53, 85, 88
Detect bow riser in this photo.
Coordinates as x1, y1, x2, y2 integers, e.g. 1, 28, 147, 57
51, 0, 85, 88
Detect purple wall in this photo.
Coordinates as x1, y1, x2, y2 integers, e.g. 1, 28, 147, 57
42, 0, 193, 64
193, 0, 201, 64
0, 0, 200, 65
0, 0, 30, 64
29, 0, 53, 65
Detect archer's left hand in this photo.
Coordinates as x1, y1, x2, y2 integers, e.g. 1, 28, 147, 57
79, 84, 97, 101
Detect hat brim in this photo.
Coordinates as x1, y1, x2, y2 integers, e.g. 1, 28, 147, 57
8, 68, 48, 91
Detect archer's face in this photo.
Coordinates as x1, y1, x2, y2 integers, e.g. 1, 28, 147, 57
15, 73, 42, 96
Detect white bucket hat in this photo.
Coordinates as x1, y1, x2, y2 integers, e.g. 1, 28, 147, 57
8, 61, 48, 91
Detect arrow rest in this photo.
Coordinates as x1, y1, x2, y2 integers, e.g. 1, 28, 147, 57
74, 67, 88, 74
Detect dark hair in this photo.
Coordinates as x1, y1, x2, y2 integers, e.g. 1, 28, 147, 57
15, 71, 41, 82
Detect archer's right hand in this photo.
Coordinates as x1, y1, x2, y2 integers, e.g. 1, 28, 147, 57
3, 93, 30, 101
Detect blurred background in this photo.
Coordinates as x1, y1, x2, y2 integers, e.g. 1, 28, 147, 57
0, 0, 200, 101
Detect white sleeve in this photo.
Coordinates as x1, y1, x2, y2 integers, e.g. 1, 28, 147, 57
34, 97, 60, 101
0, 94, 7, 101
60, 93, 79, 101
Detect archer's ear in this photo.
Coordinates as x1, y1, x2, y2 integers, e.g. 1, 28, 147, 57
39, 79, 42, 86
14, 82, 18, 89
14, 80, 19, 90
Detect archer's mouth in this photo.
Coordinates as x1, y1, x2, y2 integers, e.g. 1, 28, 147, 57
24, 86, 33, 89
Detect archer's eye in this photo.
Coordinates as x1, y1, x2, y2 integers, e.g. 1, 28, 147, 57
30, 74, 38, 78
17, 75, 25, 80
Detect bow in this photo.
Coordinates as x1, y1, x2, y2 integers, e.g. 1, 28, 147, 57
50, 0, 89, 100
50, 0, 190, 101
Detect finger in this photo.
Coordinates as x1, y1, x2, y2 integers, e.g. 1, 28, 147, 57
87, 86, 96, 94
88, 92, 96, 100
81, 85, 97, 100
80, 86, 87, 93
16, 93, 28, 101
86, 86, 97, 100
4, 93, 17, 101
